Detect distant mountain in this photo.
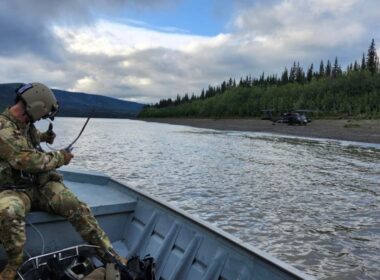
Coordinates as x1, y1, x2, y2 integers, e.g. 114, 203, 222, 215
0, 83, 145, 118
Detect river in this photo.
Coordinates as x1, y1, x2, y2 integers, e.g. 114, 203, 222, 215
37, 117, 380, 280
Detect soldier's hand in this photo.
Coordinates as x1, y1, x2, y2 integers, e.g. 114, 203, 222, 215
45, 130, 56, 144
45, 123, 56, 144
60, 149, 74, 165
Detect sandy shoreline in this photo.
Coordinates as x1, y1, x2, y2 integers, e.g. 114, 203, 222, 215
140, 118, 380, 144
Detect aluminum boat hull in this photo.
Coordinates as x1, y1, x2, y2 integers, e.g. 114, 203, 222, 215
0, 169, 315, 280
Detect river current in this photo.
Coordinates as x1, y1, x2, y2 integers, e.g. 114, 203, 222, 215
38, 118, 380, 280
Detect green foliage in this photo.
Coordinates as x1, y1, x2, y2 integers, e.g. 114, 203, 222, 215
139, 71, 380, 119
367, 39, 379, 74
139, 40, 380, 119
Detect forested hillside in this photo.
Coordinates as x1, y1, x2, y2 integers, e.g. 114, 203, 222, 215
0, 84, 144, 118
140, 40, 380, 119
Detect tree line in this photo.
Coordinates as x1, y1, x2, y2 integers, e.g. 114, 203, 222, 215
139, 39, 380, 119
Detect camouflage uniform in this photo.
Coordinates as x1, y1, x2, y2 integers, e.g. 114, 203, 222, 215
0, 109, 112, 279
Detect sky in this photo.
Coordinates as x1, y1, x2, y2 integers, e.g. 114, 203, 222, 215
1, 0, 379, 104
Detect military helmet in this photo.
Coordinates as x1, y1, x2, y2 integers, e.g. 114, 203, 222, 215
16, 83, 59, 122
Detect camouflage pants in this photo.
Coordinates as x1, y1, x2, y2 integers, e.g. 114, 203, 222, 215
0, 179, 112, 274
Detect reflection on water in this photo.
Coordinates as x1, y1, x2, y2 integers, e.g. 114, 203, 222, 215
38, 118, 380, 280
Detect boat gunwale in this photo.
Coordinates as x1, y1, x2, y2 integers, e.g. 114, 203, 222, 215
110, 177, 315, 280
58, 168, 315, 280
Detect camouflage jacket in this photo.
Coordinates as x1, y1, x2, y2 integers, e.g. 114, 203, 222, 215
0, 109, 65, 187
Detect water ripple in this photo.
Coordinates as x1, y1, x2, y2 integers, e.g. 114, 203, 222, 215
37, 118, 380, 280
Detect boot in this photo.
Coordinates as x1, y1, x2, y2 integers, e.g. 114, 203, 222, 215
104, 248, 128, 266
0, 264, 18, 280
98, 250, 128, 266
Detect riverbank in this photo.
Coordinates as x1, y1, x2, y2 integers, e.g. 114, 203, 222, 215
140, 118, 380, 144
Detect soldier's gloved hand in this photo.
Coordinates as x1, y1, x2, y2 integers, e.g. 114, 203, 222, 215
60, 149, 74, 165
45, 130, 56, 144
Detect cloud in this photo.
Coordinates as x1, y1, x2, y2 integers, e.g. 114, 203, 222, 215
51, 21, 236, 103
54, 20, 211, 56
1, 0, 379, 104
0, 0, 176, 57
230, 0, 379, 64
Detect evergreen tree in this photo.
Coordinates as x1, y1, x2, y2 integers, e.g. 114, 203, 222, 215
332, 57, 341, 78
221, 81, 227, 92
289, 62, 297, 82
295, 62, 305, 83
319, 60, 325, 78
307, 63, 313, 82
228, 78, 233, 87
354, 60, 359, 71
245, 75, 250, 87
361, 53, 366, 71
142, 40, 380, 117
259, 72, 265, 85
367, 39, 378, 74
200, 89, 205, 99
325, 60, 332, 77
216, 85, 221, 95
281, 67, 289, 84
175, 94, 181, 105
182, 93, 189, 103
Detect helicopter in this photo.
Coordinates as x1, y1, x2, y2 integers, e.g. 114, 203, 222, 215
261, 109, 312, 126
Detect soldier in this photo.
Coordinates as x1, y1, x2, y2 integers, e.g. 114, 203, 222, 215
0, 83, 124, 280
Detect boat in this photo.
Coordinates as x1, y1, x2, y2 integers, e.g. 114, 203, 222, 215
0, 169, 315, 279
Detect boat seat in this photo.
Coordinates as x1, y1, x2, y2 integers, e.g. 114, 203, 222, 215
26, 178, 137, 224
2, 172, 139, 260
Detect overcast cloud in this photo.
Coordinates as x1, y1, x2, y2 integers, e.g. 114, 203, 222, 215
1, 0, 379, 103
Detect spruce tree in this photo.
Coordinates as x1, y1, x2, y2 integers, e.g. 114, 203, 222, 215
361, 53, 366, 70
221, 81, 227, 92
307, 63, 313, 82
228, 78, 233, 87
319, 60, 324, 78
354, 60, 359, 71
175, 94, 181, 105
182, 93, 189, 103
295, 62, 305, 83
281, 67, 289, 84
259, 72, 265, 85
245, 75, 250, 87
289, 62, 297, 82
367, 39, 378, 74
325, 60, 332, 77
332, 57, 341, 78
